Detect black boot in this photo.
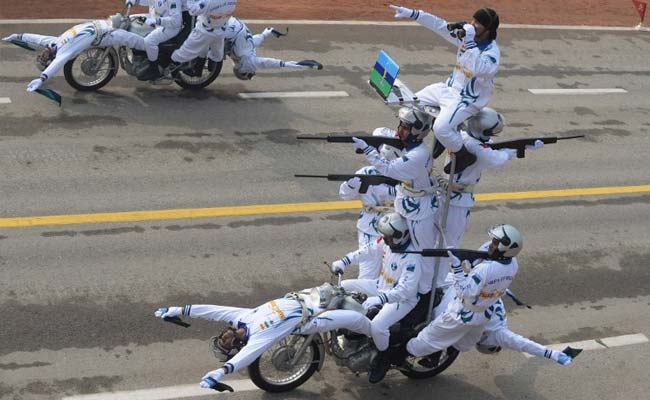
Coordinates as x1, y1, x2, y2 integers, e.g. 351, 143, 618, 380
417, 350, 442, 368
444, 145, 476, 174
432, 140, 446, 159
368, 349, 391, 384
137, 60, 162, 81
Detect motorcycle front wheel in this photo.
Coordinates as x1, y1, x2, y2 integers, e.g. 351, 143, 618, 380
174, 59, 223, 90
247, 335, 320, 393
64, 47, 118, 91
399, 345, 459, 379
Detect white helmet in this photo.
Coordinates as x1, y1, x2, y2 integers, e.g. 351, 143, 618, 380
378, 212, 410, 247
467, 107, 505, 142
487, 224, 523, 258
398, 107, 433, 143
372, 127, 403, 161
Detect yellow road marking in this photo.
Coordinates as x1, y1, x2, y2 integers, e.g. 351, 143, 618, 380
1, 184, 649, 228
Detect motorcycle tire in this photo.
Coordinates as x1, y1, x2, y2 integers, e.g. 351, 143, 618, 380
247, 338, 320, 393
174, 59, 223, 90
399, 346, 459, 380
63, 47, 118, 92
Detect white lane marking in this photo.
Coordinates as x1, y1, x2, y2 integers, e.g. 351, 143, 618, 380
523, 333, 649, 358
238, 91, 349, 99
60, 379, 259, 400
0, 97, 11, 104
0, 19, 649, 31
528, 88, 628, 95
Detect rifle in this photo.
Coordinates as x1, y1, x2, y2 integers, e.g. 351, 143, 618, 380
297, 135, 404, 154
295, 174, 400, 194
393, 248, 491, 263
490, 135, 584, 158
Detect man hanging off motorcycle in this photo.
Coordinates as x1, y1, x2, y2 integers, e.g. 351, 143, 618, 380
3, 17, 145, 92
371, 223, 523, 383
154, 286, 371, 391
331, 212, 426, 383
390, 4, 501, 174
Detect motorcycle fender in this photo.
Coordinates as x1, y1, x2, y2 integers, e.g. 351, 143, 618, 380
312, 334, 326, 372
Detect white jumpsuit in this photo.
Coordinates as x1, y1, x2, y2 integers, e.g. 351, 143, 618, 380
339, 165, 397, 279
436, 131, 514, 275
179, 293, 370, 377
407, 247, 518, 356
361, 141, 441, 291
133, 0, 184, 62
171, 0, 237, 63
412, 11, 501, 153
20, 20, 145, 82
342, 240, 422, 351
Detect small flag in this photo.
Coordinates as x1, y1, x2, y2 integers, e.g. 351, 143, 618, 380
369, 50, 400, 100
10, 39, 36, 51
633, 0, 647, 22
35, 88, 62, 107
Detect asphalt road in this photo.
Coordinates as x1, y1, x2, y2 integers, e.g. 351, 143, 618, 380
1, 23, 649, 400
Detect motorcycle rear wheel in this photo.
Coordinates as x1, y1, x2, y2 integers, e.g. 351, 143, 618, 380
399, 346, 459, 379
174, 59, 222, 90
248, 336, 320, 393
64, 47, 118, 91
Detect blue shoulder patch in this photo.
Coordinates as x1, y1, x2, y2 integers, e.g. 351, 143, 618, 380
401, 155, 409, 162
472, 275, 481, 284
487, 55, 496, 63
406, 265, 415, 272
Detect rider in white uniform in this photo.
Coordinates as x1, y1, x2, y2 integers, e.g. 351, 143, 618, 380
126, 0, 185, 80
155, 284, 371, 390
3, 18, 145, 92
338, 127, 400, 279
390, 4, 501, 174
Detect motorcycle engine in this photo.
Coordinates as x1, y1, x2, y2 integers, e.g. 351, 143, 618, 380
330, 333, 374, 373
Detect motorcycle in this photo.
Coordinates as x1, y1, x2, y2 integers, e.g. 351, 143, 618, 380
63, 7, 222, 92
244, 274, 458, 393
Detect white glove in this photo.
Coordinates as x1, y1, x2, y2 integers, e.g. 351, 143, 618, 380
525, 140, 544, 150
27, 77, 43, 92
551, 350, 572, 366
145, 15, 158, 27
462, 24, 476, 43
154, 306, 182, 319
362, 296, 384, 310
389, 4, 415, 19
331, 260, 345, 275
2, 33, 20, 42
346, 176, 362, 190
200, 368, 225, 388
188, 2, 206, 16
447, 250, 464, 275
503, 148, 517, 159
352, 137, 369, 151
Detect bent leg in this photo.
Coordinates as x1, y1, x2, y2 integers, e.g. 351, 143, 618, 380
296, 310, 371, 336
371, 301, 415, 351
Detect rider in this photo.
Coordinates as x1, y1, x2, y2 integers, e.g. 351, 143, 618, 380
351, 108, 441, 291
434, 108, 544, 278
211, 17, 323, 80
390, 4, 501, 174
3, 17, 145, 92
154, 285, 371, 390
368, 223, 522, 383
333, 212, 423, 383
338, 127, 400, 279
169, 0, 237, 73
125, 0, 186, 81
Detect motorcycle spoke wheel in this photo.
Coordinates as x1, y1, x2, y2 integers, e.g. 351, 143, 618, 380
255, 337, 315, 385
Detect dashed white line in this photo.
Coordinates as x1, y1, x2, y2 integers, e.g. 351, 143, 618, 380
238, 90, 349, 99
528, 88, 628, 95
524, 333, 649, 358
0, 97, 11, 104
60, 379, 259, 400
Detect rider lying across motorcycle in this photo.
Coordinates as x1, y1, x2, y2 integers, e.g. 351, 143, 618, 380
187, 17, 323, 81
332, 212, 426, 383
154, 285, 371, 391
3, 16, 145, 92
